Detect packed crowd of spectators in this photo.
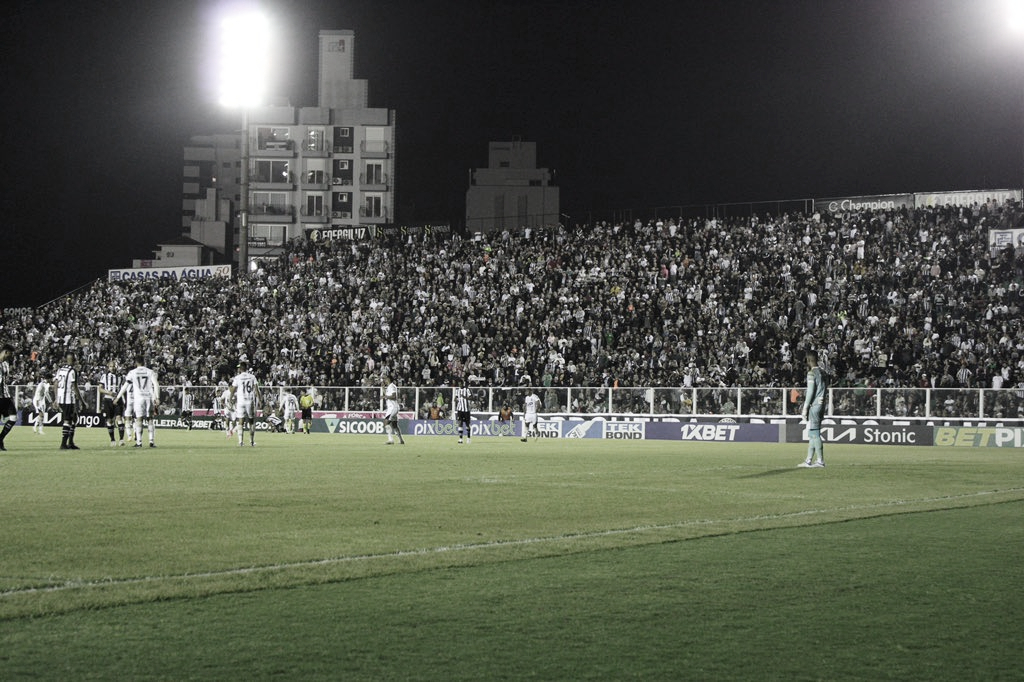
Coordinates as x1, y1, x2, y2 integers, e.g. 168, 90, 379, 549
2, 200, 1024, 404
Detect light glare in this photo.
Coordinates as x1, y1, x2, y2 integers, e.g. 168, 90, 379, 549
218, 9, 270, 108
1009, 0, 1024, 34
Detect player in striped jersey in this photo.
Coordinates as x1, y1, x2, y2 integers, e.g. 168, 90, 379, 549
453, 380, 472, 444
98, 360, 126, 446
54, 351, 83, 450
180, 388, 195, 431
0, 344, 18, 451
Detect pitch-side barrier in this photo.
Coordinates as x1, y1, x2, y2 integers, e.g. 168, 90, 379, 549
17, 410, 1024, 448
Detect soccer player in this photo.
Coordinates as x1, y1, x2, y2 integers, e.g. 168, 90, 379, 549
117, 356, 160, 448
32, 373, 52, 435
799, 350, 828, 468
230, 360, 262, 447
453, 380, 472, 444
219, 382, 236, 436
279, 388, 299, 434
180, 388, 195, 431
121, 371, 136, 441
54, 351, 83, 451
521, 390, 541, 442
382, 373, 404, 445
0, 344, 18, 450
299, 388, 315, 434
98, 360, 126, 446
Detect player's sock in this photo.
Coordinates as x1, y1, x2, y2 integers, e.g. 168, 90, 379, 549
809, 431, 822, 462
118, 424, 125, 441
107, 425, 116, 443
61, 424, 71, 448
0, 419, 14, 443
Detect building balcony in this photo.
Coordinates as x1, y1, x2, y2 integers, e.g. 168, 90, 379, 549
300, 142, 329, 158
248, 204, 295, 223
301, 172, 329, 190
299, 208, 329, 223
359, 206, 390, 222
359, 173, 390, 190
330, 210, 353, 220
360, 140, 390, 158
250, 181, 295, 191
256, 140, 295, 156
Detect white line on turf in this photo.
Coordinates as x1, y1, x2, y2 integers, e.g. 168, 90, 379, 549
3, 487, 1022, 598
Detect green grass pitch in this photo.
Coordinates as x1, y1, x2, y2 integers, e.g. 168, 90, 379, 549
1, 427, 1022, 679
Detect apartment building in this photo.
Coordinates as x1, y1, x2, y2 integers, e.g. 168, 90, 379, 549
466, 139, 558, 234
183, 30, 396, 264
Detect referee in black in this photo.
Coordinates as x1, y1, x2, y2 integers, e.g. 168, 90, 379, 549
454, 378, 472, 444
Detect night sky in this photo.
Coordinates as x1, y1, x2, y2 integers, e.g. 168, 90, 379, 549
2, 0, 1022, 307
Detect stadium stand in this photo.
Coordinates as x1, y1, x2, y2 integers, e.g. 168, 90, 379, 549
2, 202, 1023, 400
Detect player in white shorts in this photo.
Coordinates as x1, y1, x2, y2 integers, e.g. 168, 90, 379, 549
116, 356, 160, 448
521, 390, 541, 442
230, 360, 262, 447
279, 389, 299, 434
32, 375, 52, 435
215, 383, 235, 435
382, 372, 404, 445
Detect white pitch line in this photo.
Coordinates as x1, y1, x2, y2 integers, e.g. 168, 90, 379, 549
3, 487, 1022, 599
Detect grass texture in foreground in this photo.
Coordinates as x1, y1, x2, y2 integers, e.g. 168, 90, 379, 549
1, 428, 1022, 679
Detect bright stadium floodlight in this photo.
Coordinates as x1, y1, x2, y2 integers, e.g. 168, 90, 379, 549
218, 9, 270, 108
1010, 1, 1024, 33
218, 6, 271, 274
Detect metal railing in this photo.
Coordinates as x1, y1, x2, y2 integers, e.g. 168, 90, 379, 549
15, 385, 1024, 422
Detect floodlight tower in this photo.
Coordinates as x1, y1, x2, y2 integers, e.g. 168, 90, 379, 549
218, 8, 270, 275
1012, 1, 1024, 189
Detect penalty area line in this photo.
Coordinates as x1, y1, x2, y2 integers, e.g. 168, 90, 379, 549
3, 487, 1022, 599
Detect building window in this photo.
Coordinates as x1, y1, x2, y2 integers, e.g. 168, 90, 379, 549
251, 223, 286, 246
362, 127, 389, 154
364, 193, 383, 217
304, 128, 325, 152
251, 191, 289, 215
304, 169, 327, 185
364, 162, 384, 185
333, 127, 353, 153
257, 127, 291, 151
332, 159, 353, 185
332, 192, 352, 218
305, 194, 325, 216
253, 160, 290, 184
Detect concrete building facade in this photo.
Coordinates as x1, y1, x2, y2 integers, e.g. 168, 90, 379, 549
182, 30, 396, 266
465, 140, 559, 234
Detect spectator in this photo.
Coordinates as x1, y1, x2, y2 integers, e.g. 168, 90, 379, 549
1, 202, 1022, 395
